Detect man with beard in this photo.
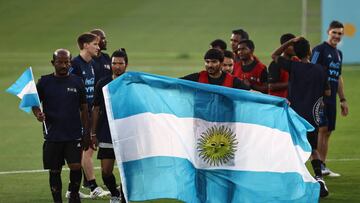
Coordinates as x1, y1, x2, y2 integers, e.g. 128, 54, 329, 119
181, 48, 250, 90
233, 39, 268, 93
32, 49, 90, 203
90, 29, 112, 81
311, 20, 349, 176
91, 49, 128, 203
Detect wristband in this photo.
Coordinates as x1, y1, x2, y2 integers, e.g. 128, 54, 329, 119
91, 134, 96, 137
340, 98, 346, 102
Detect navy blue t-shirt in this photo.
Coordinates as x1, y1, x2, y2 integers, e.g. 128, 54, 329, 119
70, 55, 96, 108
93, 75, 113, 143
93, 52, 112, 81
36, 74, 87, 141
278, 57, 328, 127
311, 42, 343, 104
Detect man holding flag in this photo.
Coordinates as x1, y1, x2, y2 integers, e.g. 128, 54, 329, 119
27, 49, 89, 203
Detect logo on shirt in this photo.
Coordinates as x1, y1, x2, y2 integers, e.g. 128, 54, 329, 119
105, 64, 111, 70
67, 87, 77, 93
327, 54, 332, 58
313, 97, 324, 126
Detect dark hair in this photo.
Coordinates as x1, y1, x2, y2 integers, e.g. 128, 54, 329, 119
204, 48, 224, 62
90, 29, 105, 37
77, 33, 98, 50
111, 48, 128, 65
329, 20, 344, 29
280, 33, 296, 45
239, 39, 255, 51
293, 38, 310, 59
52, 49, 71, 61
210, 39, 227, 51
232, 29, 249, 40
223, 50, 234, 59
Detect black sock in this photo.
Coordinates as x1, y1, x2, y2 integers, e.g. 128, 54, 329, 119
49, 170, 62, 202
311, 159, 322, 177
88, 179, 98, 191
102, 174, 120, 197
68, 169, 82, 194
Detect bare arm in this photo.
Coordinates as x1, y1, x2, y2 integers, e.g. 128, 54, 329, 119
32, 106, 45, 122
268, 82, 288, 91
271, 37, 303, 62
91, 106, 100, 150
338, 76, 349, 116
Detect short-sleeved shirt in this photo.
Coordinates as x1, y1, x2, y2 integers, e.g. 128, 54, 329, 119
93, 76, 113, 143
93, 52, 112, 82
37, 74, 86, 141
181, 71, 250, 90
311, 42, 343, 104
277, 57, 328, 127
70, 55, 96, 108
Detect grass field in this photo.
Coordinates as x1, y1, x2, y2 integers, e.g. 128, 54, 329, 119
0, 0, 359, 202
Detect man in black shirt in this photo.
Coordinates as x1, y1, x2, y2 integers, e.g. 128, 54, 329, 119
272, 37, 330, 198
181, 48, 250, 90
32, 49, 90, 203
70, 33, 109, 197
91, 49, 128, 203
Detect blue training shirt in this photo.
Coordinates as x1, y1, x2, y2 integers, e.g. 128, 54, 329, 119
70, 55, 96, 108
37, 74, 87, 141
311, 42, 343, 104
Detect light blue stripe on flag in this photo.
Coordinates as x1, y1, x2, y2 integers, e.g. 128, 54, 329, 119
104, 72, 319, 203
6, 67, 40, 113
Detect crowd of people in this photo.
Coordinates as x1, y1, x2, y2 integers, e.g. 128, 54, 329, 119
31, 20, 349, 203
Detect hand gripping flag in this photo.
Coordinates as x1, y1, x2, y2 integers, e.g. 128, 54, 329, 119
6, 67, 40, 113
103, 72, 320, 203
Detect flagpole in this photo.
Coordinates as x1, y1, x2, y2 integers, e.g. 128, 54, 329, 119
30, 67, 48, 135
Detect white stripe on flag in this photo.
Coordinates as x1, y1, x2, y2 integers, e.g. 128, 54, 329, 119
111, 112, 315, 183
16, 80, 37, 99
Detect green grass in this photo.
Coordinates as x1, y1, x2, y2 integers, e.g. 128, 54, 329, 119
0, 0, 359, 202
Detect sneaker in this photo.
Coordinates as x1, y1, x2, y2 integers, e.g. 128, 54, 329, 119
328, 169, 341, 177
90, 186, 111, 199
315, 176, 329, 197
110, 196, 121, 203
321, 165, 331, 176
68, 192, 81, 203
65, 191, 90, 199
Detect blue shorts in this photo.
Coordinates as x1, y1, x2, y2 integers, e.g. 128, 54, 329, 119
319, 102, 336, 131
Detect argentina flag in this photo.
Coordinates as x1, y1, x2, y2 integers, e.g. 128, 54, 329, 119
103, 72, 320, 203
6, 67, 40, 113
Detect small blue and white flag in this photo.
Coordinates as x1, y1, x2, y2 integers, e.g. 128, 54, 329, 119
103, 72, 320, 203
6, 67, 40, 113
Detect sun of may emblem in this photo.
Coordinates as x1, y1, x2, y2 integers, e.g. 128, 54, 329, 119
197, 125, 238, 166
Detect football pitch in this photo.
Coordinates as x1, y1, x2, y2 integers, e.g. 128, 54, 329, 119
0, 0, 359, 202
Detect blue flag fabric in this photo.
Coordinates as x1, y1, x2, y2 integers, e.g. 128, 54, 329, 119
103, 72, 320, 203
6, 67, 40, 113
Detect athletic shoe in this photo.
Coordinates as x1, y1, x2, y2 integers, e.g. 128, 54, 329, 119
315, 176, 329, 197
110, 196, 121, 203
65, 191, 90, 199
328, 169, 341, 177
321, 165, 331, 176
68, 192, 81, 203
90, 186, 111, 199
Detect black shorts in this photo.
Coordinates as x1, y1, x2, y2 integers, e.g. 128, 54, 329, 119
43, 140, 82, 170
319, 102, 336, 131
307, 129, 319, 150
97, 147, 116, 160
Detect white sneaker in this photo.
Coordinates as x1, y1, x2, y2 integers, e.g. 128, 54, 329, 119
65, 190, 90, 199
90, 186, 111, 199
328, 169, 341, 177
321, 167, 331, 176
110, 196, 121, 203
